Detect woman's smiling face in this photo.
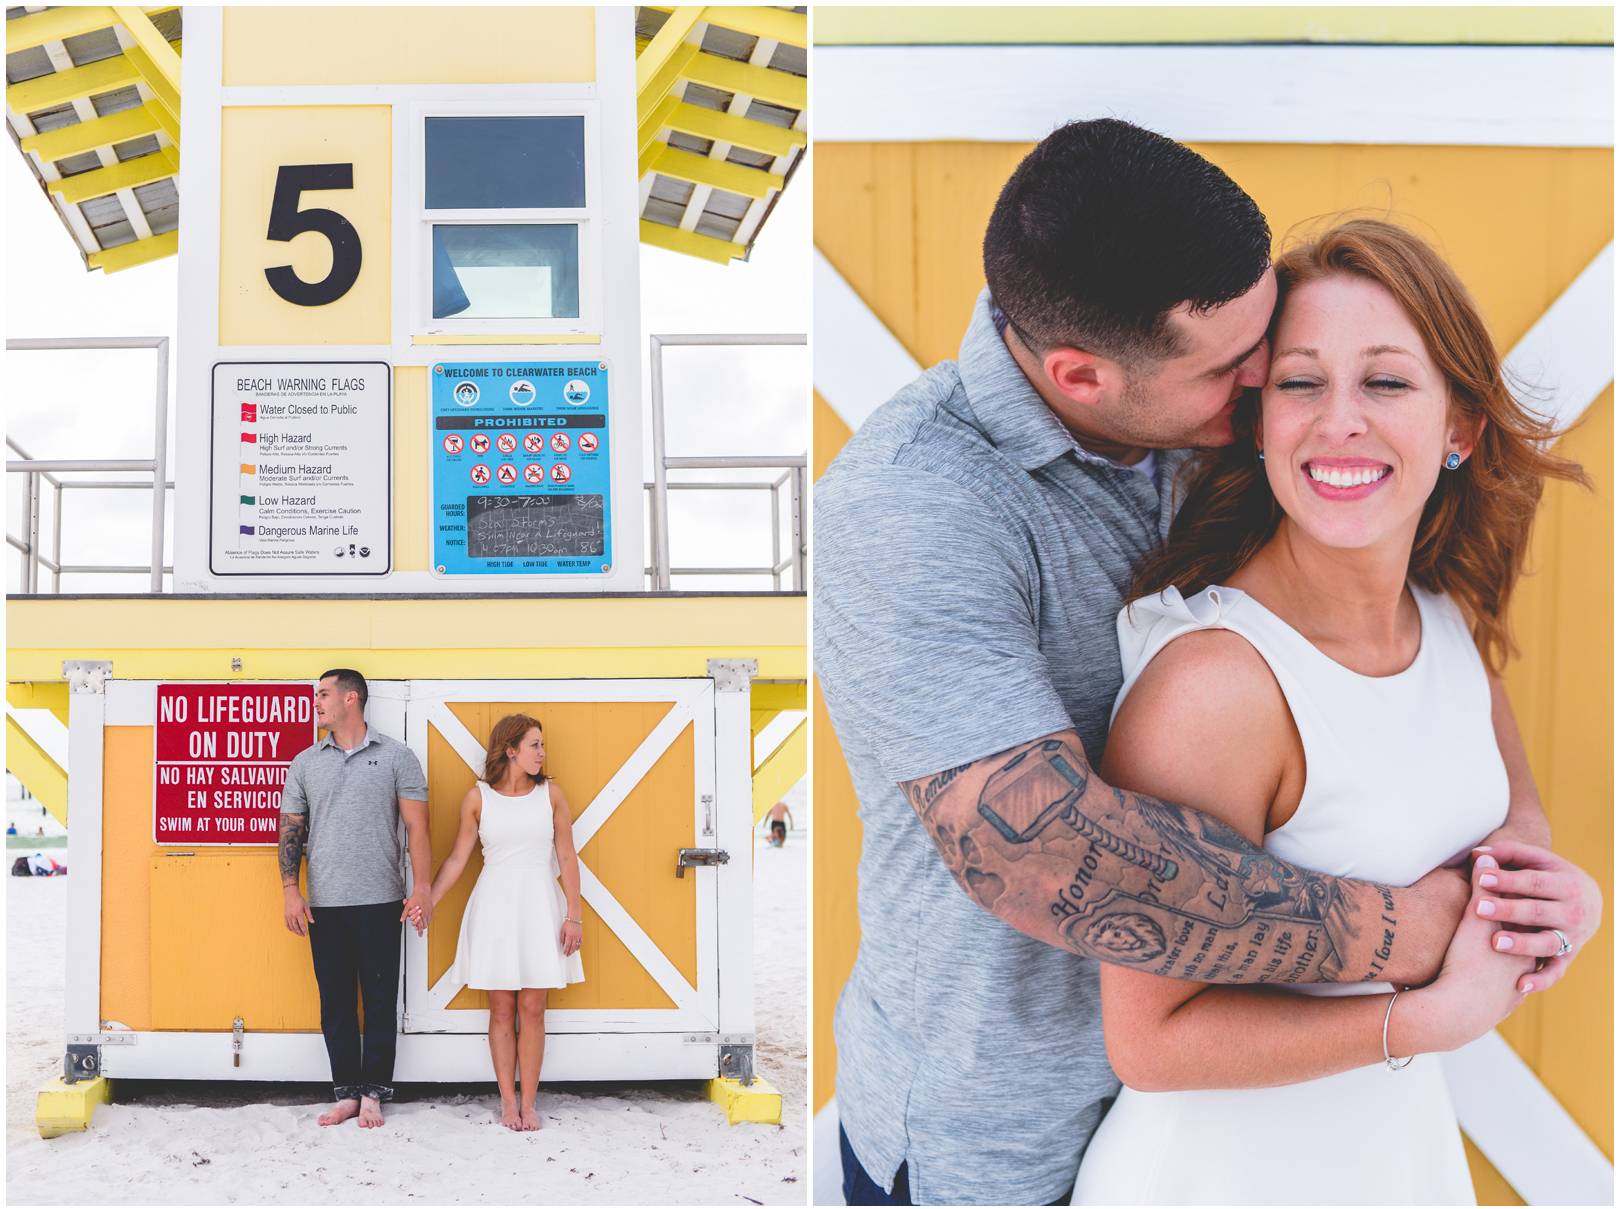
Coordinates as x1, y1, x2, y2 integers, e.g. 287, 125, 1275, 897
1259, 274, 1471, 554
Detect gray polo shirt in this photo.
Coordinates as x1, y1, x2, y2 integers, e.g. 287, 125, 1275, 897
814, 288, 1192, 1206
280, 726, 429, 908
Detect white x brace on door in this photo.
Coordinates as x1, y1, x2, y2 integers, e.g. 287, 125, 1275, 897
399, 679, 721, 1036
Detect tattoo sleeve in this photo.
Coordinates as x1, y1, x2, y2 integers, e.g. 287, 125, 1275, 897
278, 812, 308, 887
905, 731, 1405, 984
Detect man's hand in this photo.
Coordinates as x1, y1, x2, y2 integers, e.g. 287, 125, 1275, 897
283, 885, 314, 936
1471, 840, 1602, 993
1397, 865, 1472, 986
402, 886, 434, 937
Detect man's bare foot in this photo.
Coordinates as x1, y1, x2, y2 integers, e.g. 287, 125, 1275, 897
498, 1097, 523, 1131
519, 1105, 544, 1131
357, 1097, 385, 1128
319, 1098, 360, 1126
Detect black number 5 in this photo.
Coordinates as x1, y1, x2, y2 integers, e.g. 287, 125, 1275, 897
264, 164, 362, 307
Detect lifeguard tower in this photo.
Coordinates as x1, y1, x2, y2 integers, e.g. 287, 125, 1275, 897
6, 4, 807, 1137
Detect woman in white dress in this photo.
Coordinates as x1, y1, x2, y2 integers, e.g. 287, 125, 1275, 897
1071, 220, 1600, 1204
427, 714, 585, 1131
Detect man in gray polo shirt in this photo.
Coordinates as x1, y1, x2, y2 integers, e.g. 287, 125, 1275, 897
278, 668, 432, 1128
814, 120, 1514, 1205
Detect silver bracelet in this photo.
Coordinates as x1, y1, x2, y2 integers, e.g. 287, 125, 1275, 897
565, 917, 582, 925
1383, 989, 1415, 1071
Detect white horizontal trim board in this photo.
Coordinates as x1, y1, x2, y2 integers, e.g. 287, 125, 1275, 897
1503, 242, 1616, 436
1442, 1030, 1614, 1205
816, 45, 1614, 147
813, 249, 922, 432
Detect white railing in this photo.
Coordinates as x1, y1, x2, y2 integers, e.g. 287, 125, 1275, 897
6, 337, 171, 594
646, 333, 807, 592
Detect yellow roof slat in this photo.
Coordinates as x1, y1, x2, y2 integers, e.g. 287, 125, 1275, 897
637, 95, 683, 156
123, 43, 179, 116
48, 144, 178, 205
7, 53, 143, 114
639, 218, 746, 265
697, 6, 807, 49
662, 100, 804, 159
20, 104, 160, 163
638, 41, 700, 112
5, 6, 119, 54
641, 143, 783, 201
636, 4, 706, 97
144, 97, 180, 144
111, 6, 182, 98
86, 228, 179, 274
680, 51, 805, 110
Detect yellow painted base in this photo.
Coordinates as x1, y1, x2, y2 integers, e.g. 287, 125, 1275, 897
36, 1076, 112, 1138
707, 1075, 782, 1125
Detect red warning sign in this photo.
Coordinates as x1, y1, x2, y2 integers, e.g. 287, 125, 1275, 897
496, 463, 518, 484
153, 683, 316, 845
524, 463, 545, 484
496, 432, 518, 454
550, 432, 571, 454
550, 462, 572, 484
577, 432, 599, 454
471, 463, 491, 484
443, 434, 464, 455
524, 432, 544, 454
470, 433, 491, 454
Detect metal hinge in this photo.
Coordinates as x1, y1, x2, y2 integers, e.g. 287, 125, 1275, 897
233, 1018, 244, 1067
719, 1043, 755, 1087
676, 847, 729, 877
706, 658, 757, 692
62, 660, 112, 694
64, 1044, 100, 1083
69, 1032, 135, 1046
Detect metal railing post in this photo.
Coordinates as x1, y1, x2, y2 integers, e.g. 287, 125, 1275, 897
27, 469, 40, 593
150, 337, 169, 593
52, 479, 62, 594
770, 473, 782, 592
791, 464, 805, 592
649, 334, 672, 591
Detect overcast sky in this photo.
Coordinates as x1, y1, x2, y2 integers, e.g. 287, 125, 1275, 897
5, 141, 810, 594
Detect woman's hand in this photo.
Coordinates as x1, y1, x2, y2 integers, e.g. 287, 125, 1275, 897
1393, 882, 1534, 1056
560, 918, 583, 958
1471, 840, 1602, 993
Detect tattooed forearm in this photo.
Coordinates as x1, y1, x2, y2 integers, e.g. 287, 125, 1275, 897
906, 730, 1405, 985
278, 812, 308, 886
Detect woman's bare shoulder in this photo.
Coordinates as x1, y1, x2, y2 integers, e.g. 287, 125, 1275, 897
1106, 627, 1296, 843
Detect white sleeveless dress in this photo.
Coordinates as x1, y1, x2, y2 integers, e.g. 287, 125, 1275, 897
1071, 584, 1508, 1206
446, 780, 585, 991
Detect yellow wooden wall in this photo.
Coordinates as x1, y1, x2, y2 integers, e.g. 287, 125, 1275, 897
810, 143, 1615, 1186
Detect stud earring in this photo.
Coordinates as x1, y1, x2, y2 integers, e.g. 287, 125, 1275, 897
1257, 450, 1265, 461
1444, 452, 1462, 470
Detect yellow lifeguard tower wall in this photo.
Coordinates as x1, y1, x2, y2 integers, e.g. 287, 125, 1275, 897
812, 9, 1613, 1204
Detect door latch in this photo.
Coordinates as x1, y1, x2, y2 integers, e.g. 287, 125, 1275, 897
233, 1018, 244, 1068
676, 848, 730, 877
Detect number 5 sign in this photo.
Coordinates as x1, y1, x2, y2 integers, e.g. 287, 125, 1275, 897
218, 106, 392, 346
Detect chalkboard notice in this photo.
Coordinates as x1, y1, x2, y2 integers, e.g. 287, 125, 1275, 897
466, 494, 604, 559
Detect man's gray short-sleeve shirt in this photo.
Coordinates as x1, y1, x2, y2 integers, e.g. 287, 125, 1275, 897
814, 289, 1191, 1205
280, 727, 429, 908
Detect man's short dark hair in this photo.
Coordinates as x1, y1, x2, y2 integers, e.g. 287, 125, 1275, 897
319, 668, 368, 711
983, 118, 1271, 366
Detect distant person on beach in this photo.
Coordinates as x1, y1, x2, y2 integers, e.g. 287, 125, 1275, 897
764, 802, 792, 847
427, 714, 584, 1132
35, 827, 44, 836
7, 823, 17, 835
277, 669, 433, 1130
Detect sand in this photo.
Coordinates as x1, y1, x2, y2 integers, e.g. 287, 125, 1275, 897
7, 828, 806, 1205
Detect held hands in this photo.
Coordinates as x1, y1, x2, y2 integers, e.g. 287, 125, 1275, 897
1397, 882, 1534, 1055
283, 885, 314, 936
560, 918, 583, 958
402, 886, 435, 937
1471, 841, 1602, 993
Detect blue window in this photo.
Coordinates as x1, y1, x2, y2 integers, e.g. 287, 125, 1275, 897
425, 117, 585, 210
432, 225, 580, 319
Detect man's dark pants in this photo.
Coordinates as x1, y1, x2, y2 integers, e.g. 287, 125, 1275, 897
840, 1125, 1073, 1206
308, 900, 402, 1102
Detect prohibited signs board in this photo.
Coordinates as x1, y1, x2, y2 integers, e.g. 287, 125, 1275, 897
431, 361, 611, 577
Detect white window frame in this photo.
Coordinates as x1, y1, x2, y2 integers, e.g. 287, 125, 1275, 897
408, 100, 604, 339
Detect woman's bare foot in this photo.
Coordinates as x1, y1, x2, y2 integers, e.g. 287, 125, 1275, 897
498, 1096, 523, 1131
318, 1098, 360, 1126
357, 1097, 385, 1128
519, 1105, 544, 1131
